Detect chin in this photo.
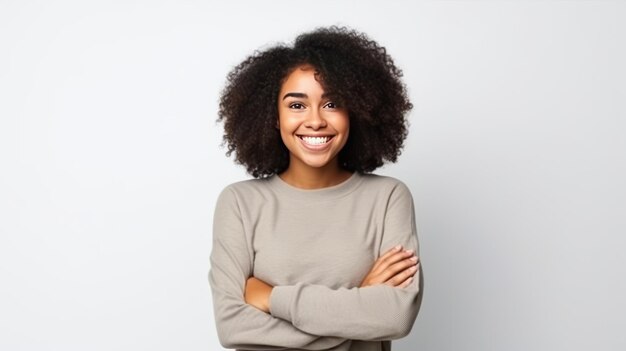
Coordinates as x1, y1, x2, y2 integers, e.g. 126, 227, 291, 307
294, 155, 337, 170
302, 160, 333, 169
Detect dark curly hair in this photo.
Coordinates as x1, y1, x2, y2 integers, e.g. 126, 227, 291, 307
217, 26, 412, 178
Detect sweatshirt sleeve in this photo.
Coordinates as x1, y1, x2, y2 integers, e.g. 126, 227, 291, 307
209, 187, 348, 350
268, 181, 423, 341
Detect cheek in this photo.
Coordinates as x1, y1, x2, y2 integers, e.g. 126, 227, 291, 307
278, 117, 296, 137
338, 114, 350, 137
277, 114, 297, 148
278, 126, 292, 146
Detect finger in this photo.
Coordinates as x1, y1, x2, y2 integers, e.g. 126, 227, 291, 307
376, 245, 403, 264
372, 245, 403, 270
387, 255, 419, 275
397, 276, 413, 289
377, 256, 417, 283
363, 259, 419, 287
384, 263, 419, 286
379, 262, 416, 285
376, 249, 416, 273
386, 266, 416, 287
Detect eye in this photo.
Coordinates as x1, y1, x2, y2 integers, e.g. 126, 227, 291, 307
289, 102, 305, 109
324, 101, 339, 109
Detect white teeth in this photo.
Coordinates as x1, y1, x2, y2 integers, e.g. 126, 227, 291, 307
300, 136, 331, 145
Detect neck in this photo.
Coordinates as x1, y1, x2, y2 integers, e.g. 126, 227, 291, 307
278, 160, 353, 189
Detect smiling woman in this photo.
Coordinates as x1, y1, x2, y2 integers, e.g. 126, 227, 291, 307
277, 65, 352, 188
210, 26, 422, 351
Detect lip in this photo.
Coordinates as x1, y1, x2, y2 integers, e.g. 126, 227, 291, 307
297, 135, 335, 151
296, 134, 335, 138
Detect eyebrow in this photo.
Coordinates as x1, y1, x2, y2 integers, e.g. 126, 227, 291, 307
282, 92, 330, 100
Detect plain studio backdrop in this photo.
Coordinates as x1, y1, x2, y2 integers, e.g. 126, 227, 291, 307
1, 0, 624, 350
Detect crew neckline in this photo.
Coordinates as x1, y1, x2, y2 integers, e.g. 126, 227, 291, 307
268, 171, 363, 201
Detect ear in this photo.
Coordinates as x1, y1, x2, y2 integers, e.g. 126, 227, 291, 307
275, 120, 280, 129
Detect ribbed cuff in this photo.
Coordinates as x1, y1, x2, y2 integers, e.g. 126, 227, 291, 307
269, 285, 297, 322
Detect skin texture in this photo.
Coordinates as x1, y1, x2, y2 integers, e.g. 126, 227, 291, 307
243, 66, 419, 313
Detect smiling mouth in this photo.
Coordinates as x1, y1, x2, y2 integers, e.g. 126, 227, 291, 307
297, 135, 334, 145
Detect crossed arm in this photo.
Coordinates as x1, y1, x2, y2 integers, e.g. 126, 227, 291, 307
209, 183, 422, 349
244, 245, 420, 313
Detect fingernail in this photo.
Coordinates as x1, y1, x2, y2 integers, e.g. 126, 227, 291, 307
410, 256, 418, 262
404, 249, 413, 254
394, 245, 402, 250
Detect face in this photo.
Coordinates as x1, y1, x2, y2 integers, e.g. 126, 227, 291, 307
277, 65, 350, 172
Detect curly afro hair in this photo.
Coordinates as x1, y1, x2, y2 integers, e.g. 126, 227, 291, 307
217, 26, 412, 178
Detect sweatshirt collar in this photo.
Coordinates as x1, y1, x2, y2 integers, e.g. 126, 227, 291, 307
268, 171, 363, 201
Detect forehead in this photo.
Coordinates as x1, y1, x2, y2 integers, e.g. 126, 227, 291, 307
279, 65, 325, 96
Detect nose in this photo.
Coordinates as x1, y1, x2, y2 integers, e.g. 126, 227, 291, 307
304, 109, 327, 130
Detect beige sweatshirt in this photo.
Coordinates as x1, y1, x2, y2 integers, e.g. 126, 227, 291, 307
209, 172, 423, 351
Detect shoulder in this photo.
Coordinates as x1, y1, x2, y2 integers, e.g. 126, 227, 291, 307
355, 173, 415, 211
215, 177, 274, 204
222, 177, 270, 193
359, 173, 413, 196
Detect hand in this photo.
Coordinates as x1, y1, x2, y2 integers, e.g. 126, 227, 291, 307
360, 245, 419, 288
244, 276, 274, 313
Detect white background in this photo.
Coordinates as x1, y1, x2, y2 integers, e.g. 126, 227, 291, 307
1, 0, 625, 350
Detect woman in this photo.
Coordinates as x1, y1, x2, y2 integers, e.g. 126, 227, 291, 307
209, 26, 423, 351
